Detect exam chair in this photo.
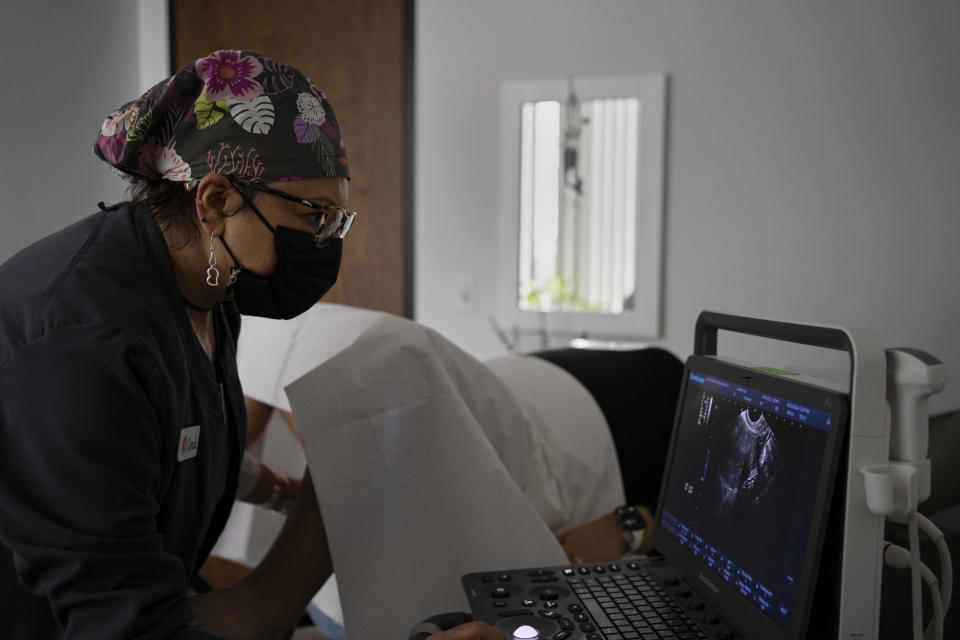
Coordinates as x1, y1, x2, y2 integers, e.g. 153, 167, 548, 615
532, 346, 685, 509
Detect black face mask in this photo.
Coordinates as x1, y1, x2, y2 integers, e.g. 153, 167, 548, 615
220, 200, 343, 320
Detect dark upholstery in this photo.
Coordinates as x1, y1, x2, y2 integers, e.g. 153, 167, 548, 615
533, 347, 685, 509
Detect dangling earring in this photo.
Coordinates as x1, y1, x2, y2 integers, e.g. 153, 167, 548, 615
228, 265, 241, 286
206, 236, 220, 286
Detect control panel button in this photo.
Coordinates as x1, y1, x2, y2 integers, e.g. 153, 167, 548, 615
497, 609, 534, 618
482, 575, 495, 583
539, 589, 559, 601
512, 624, 539, 640
562, 568, 576, 576
567, 604, 582, 613
499, 573, 513, 582
492, 587, 510, 599
493, 600, 508, 608
553, 632, 570, 640
608, 563, 621, 572
577, 567, 591, 575
538, 610, 560, 619
522, 599, 536, 607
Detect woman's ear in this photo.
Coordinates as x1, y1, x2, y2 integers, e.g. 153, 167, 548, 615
194, 174, 235, 236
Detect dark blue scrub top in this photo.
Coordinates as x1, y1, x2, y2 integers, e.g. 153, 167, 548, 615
0, 204, 245, 638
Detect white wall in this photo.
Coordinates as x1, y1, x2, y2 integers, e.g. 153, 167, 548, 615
415, 0, 960, 413
0, 1, 168, 264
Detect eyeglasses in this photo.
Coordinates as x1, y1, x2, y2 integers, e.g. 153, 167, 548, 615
229, 178, 357, 247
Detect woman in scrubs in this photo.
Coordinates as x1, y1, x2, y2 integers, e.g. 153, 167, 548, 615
0, 49, 501, 640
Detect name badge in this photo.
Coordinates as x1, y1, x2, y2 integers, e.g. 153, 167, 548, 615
177, 425, 200, 462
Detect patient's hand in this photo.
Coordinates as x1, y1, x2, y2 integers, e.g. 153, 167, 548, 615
557, 513, 625, 563
558, 507, 654, 563
428, 621, 507, 640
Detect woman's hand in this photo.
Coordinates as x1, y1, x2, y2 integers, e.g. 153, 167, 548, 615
428, 621, 507, 640
188, 582, 300, 640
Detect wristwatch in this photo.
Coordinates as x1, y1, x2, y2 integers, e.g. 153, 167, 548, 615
614, 505, 647, 553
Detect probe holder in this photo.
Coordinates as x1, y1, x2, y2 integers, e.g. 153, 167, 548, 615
862, 462, 925, 521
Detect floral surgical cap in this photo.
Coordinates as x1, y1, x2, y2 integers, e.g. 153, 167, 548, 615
94, 50, 349, 184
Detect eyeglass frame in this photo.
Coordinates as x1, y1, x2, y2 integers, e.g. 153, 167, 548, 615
227, 177, 357, 247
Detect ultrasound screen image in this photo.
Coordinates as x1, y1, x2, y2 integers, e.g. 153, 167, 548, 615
716, 408, 780, 520
659, 370, 835, 630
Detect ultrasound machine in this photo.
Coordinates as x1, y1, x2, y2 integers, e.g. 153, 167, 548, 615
453, 312, 951, 640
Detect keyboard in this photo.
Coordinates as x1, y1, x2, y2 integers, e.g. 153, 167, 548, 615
462, 559, 740, 640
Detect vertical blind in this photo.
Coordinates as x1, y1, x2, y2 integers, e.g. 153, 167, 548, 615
519, 97, 640, 313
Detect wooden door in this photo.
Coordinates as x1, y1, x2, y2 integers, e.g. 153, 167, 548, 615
171, 0, 412, 316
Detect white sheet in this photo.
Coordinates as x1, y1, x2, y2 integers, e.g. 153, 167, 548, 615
286, 316, 571, 639
237, 303, 388, 413
485, 355, 625, 533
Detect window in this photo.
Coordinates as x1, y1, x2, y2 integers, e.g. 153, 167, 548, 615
497, 74, 667, 339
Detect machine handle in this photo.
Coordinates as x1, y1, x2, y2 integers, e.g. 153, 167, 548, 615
694, 310, 853, 357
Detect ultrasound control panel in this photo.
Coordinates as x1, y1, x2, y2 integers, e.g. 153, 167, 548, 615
462, 558, 741, 640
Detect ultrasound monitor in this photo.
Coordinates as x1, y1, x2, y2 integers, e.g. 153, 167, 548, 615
654, 355, 848, 640
461, 353, 850, 640
461, 316, 874, 640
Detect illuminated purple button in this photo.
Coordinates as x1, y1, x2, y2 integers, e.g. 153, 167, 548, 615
512, 624, 539, 640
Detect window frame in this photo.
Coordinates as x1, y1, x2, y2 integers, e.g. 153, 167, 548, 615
496, 73, 668, 339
